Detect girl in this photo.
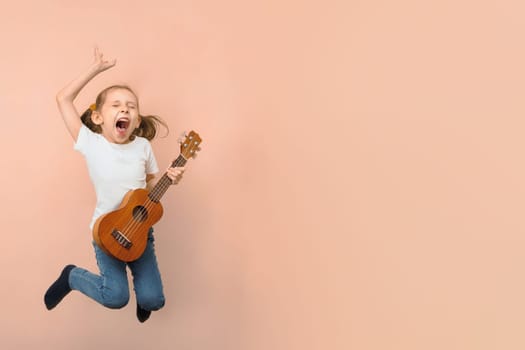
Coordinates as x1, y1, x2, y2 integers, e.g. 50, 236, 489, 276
44, 47, 185, 323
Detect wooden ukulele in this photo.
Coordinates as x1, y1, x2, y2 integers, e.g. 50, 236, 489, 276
92, 131, 202, 262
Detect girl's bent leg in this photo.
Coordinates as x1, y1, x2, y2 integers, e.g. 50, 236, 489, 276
69, 242, 130, 309
129, 229, 165, 311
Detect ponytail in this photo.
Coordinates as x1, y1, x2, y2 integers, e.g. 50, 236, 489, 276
131, 114, 168, 141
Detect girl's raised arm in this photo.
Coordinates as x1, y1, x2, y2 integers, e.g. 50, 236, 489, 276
56, 47, 116, 141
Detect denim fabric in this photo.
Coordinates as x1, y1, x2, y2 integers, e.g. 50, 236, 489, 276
69, 228, 165, 311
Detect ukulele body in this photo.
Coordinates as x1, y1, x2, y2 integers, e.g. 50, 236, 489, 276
93, 188, 164, 262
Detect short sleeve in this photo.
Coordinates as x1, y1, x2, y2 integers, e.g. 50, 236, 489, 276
146, 142, 159, 175
74, 124, 93, 155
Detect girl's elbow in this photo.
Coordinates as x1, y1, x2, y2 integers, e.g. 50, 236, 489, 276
55, 94, 66, 103
56, 93, 73, 106
56, 89, 74, 102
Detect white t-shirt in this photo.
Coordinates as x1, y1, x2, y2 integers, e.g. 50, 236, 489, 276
74, 125, 159, 229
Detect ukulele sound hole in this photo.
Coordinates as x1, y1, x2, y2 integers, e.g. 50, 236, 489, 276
132, 205, 149, 222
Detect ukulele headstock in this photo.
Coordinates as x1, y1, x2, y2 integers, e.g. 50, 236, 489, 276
180, 130, 202, 159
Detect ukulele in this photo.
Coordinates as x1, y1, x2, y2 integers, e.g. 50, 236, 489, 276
92, 131, 202, 262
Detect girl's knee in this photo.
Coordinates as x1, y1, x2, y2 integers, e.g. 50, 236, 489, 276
102, 288, 130, 309
138, 294, 165, 311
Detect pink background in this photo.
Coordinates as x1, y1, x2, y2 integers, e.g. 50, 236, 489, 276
1, 0, 525, 349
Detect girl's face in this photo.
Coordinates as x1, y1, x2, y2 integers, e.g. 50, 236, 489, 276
92, 88, 141, 144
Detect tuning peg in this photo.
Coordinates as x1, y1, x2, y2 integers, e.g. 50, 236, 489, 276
177, 131, 189, 144
192, 146, 202, 158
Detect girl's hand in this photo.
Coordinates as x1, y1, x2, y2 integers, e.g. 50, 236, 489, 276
91, 46, 116, 73
166, 167, 185, 185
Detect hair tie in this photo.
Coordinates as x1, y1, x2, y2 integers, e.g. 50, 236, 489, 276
89, 103, 97, 111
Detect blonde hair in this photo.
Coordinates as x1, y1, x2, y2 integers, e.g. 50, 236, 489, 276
80, 85, 168, 141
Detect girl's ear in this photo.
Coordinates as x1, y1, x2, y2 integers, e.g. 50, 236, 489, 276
91, 110, 103, 125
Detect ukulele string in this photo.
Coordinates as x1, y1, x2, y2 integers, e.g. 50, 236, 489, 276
122, 157, 185, 244
122, 158, 184, 240
116, 173, 173, 258
116, 132, 199, 258
119, 155, 187, 245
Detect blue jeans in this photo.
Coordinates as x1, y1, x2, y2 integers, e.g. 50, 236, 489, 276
69, 228, 165, 311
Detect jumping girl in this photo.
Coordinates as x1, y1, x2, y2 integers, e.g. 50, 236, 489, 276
44, 47, 184, 323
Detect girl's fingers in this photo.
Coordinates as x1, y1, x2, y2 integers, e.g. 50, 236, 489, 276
93, 47, 116, 69
95, 46, 103, 60
167, 167, 185, 184
168, 174, 183, 184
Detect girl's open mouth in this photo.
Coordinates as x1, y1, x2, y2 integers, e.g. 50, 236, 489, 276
116, 118, 130, 134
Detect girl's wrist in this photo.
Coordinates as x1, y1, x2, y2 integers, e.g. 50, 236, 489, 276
86, 64, 103, 77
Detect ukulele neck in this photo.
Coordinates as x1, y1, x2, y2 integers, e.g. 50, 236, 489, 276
148, 155, 187, 202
